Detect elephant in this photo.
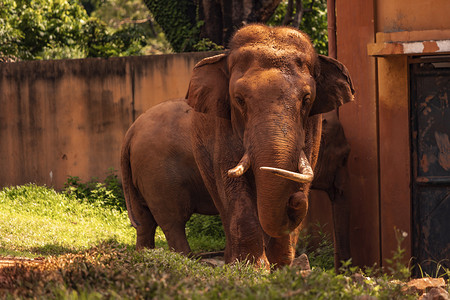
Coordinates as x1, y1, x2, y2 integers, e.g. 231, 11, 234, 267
121, 24, 354, 268
310, 110, 351, 270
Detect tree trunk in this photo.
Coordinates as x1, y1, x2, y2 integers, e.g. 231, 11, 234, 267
144, 0, 281, 51
142, 0, 197, 52
199, 0, 282, 46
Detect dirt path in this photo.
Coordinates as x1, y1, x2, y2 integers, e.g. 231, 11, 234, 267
0, 257, 44, 268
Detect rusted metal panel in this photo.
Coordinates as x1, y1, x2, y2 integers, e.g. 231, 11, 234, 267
336, 0, 380, 267
410, 57, 450, 276
377, 56, 412, 267
375, 0, 450, 33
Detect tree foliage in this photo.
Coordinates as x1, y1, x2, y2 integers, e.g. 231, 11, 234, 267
141, 0, 200, 52
0, 0, 328, 60
0, 0, 170, 60
0, 0, 87, 60
143, 0, 327, 54
142, 0, 281, 52
268, 0, 328, 55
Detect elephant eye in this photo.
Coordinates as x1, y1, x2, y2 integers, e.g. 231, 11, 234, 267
302, 94, 311, 105
235, 96, 245, 107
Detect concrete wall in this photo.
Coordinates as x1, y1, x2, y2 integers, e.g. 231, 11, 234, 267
0, 52, 218, 190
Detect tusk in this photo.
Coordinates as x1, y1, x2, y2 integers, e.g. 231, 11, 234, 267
260, 151, 314, 183
298, 151, 314, 178
260, 167, 313, 183
227, 152, 251, 178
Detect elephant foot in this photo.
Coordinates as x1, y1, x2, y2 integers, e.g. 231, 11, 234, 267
224, 246, 270, 270
265, 235, 296, 268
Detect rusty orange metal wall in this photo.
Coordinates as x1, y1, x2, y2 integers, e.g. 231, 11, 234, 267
335, 0, 450, 268
0, 52, 215, 190
373, 0, 450, 268
377, 56, 412, 265
376, 0, 450, 33
335, 0, 380, 267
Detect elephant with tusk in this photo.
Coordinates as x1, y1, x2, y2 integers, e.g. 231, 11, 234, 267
121, 24, 354, 268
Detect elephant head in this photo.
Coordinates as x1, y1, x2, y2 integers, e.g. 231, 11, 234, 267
186, 24, 354, 239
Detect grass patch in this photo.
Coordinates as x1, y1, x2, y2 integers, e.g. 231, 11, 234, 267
0, 182, 446, 298
0, 184, 138, 257
187, 214, 226, 252
2, 241, 419, 299
296, 222, 335, 270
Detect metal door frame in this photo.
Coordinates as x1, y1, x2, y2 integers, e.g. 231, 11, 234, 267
409, 55, 450, 276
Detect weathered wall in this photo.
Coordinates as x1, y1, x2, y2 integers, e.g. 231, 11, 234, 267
376, 0, 450, 33
336, 0, 450, 268
0, 52, 217, 190
336, 0, 380, 267
374, 0, 450, 266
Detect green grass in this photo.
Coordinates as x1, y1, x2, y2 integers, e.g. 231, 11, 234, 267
2, 241, 418, 299
0, 183, 444, 299
186, 214, 226, 252
0, 184, 138, 257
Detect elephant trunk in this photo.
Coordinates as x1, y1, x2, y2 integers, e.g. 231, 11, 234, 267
236, 116, 312, 237
253, 150, 311, 237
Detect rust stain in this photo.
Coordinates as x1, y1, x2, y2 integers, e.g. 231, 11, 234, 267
424, 95, 434, 103
435, 132, 450, 171
439, 92, 449, 107
422, 41, 439, 53
420, 95, 434, 115
420, 154, 430, 173
416, 177, 430, 183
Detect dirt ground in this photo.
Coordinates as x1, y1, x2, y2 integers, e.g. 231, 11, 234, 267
0, 256, 44, 268
1, 255, 447, 299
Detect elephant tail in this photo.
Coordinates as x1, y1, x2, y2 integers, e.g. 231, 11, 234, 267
120, 131, 141, 228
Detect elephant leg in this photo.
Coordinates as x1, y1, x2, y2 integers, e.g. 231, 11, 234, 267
223, 193, 269, 268
161, 222, 192, 255
132, 204, 158, 250
265, 213, 308, 268
331, 167, 351, 270
150, 192, 193, 255
225, 218, 269, 268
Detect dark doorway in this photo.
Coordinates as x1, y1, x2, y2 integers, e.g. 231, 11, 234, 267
410, 56, 450, 277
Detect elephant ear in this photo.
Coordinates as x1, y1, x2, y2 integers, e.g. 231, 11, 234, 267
310, 55, 355, 116
186, 53, 230, 119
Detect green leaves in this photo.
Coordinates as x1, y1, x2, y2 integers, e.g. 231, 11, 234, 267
267, 0, 329, 55
143, 0, 198, 52
299, 0, 328, 55
0, 0, 171, 60
63, 169, 126, 212
0, 184, 135, 257
0, 0, 88, 59
186, 214, 226, 252
2, 242, 420, 299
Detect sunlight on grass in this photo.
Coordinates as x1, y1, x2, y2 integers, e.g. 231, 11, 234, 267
2, 242, 422, 299
0, 184, 142, 256
0, 184, 441, 299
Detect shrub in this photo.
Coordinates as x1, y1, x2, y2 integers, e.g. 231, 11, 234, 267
296, 222, 335, 270
63, 169, 126, 212
186, 214, 226, 252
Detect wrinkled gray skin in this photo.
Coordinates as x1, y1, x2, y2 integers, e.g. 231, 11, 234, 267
121, 24, 354, 268
311, 110, 351, 270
